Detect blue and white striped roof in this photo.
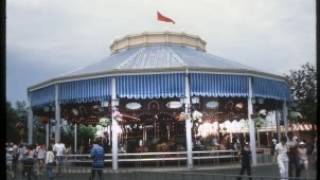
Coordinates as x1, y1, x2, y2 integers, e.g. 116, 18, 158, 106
62, 44, 256, 78
28, 32, 290, 106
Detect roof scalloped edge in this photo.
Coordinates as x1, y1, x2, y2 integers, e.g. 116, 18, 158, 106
28, 67, 288, 92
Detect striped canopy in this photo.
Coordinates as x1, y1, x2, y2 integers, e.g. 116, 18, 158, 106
29, 73, 290, 107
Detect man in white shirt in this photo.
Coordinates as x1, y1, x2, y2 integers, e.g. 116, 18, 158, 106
53, 141, 66, 175
286, 132, 298, 177
275, 136, 289, 180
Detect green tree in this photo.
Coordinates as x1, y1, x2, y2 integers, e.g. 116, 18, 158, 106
285, 63, 317, 124
6, 102, 20, 143
78, 125, 97, 143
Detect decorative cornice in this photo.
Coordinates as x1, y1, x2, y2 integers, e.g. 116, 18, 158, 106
110, 31, 206, 53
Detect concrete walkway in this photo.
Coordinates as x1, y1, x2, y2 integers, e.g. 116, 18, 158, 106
9, 162, 317, 180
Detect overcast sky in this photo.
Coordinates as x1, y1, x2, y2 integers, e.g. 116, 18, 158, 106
6, 0, 316, 105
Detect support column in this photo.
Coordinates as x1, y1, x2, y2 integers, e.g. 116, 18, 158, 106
55, 84, 61, 143
46, 123, 49, 149
276, 111, 281, 141
282, 101, 288, 138
185, 70, 193, 169
74, 124, 78, 153
257, 130, 260, 147
111, 78, 118, 171
248, 77, 257, 166
27, 94, 33, 144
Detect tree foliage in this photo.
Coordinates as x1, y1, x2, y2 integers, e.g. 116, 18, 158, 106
285, 63, 317, 123
78, 125, 97, 142
6, 101, 28, 143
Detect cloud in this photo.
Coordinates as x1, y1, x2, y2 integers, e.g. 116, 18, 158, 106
6, 0, 315, 103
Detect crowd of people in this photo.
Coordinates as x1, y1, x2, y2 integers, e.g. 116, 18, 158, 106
6, 131, 317, 180
5, 141, 70, 180
6, 138, 105, 180
236, 132, 317, 180
274, 132, 317, 180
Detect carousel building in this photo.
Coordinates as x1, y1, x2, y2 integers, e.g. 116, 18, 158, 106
27, 32, 290, 170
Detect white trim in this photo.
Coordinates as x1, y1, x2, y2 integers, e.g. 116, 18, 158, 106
189, 71, 287, 82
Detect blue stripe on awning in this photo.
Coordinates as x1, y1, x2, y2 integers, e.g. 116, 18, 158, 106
252, 77, 290, 101
190, 73, 249, 97
116, 73, 185, 99
30, 85, 55, 107
59, 78, 111, 104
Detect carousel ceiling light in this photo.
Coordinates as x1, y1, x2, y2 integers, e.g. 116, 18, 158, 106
126, 102, 142, 110
166, 101, 182, 109
206, 100, 219, 109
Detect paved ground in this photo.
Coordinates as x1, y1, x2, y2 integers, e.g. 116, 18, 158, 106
8, 162, 317, 180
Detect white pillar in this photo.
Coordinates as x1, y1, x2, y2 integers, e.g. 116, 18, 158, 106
111, 78, 118, 171
27, 94, 33, 144
74, 124, 78, 153
248, 77, 257, 166
185, 70, 193, 169
282, 101, 288, 138
55, 84, 61, 143
46, 123, 49, 149
276, 111, 281, 141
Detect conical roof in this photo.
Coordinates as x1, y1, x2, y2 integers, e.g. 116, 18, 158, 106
29, 32, 286, 90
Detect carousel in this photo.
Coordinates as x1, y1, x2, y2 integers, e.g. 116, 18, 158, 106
27, 32, 290, 170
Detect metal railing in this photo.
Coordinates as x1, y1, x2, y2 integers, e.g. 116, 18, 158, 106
62, 149, 241, 167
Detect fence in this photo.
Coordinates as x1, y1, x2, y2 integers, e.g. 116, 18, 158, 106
61, 149, 241, 168
7, 148, 287, 180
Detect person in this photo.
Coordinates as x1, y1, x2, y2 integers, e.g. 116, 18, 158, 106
311, 136, 317, 167
23, 144, 37, 180
6, 146, 14, 178
53, 141, 66, 175
275, 136, 289, 180
271, 137, 277, 156
286, 132, 298, 177
237, 142, 252, 180
36, 144, 46, 176
12, 143, 19, 178
296, 141, 308, 177
17, 143, 27, 177
89, 137, 105, 180
45, 146, 55, 180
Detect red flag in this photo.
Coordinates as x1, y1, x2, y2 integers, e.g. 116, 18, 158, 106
157, 11, 175, 24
